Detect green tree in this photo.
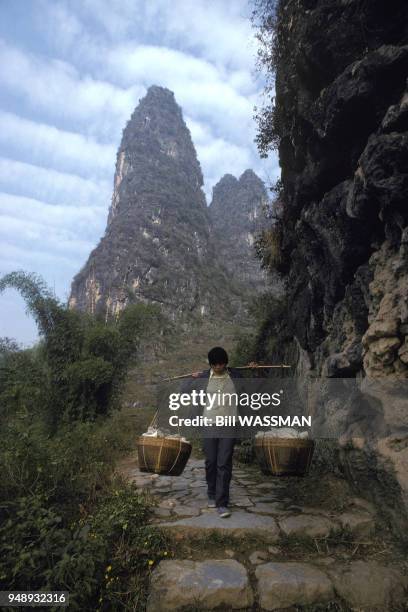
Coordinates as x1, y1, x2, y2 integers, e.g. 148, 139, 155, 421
0, 271, 170, 431
251, 0, 283, 159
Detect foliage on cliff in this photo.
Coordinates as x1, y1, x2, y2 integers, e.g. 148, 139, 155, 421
231, 292, 293, 368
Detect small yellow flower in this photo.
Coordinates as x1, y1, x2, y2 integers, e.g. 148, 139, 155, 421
99, 597, 102, 603
106, 565, 112, 572
148, 560, 154, 566
163, 551, 168, 556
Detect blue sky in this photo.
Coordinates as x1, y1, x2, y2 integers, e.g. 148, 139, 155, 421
0, 0, 279, 345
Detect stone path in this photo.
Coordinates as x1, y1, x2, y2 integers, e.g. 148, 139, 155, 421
117, 455, 408, 611
119, 457, 376, 540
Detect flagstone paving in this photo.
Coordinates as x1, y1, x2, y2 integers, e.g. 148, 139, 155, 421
116, 454, 408, 610
117, 456, 374, 539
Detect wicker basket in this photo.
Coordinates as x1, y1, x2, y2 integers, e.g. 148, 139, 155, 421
137, 436, 192, 476
254, 436, 315, 476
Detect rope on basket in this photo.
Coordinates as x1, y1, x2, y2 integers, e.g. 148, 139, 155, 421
141, 410, 159, 472
141, 437, 148, 472
167, 437, 184, 475
155, 437, 164, 473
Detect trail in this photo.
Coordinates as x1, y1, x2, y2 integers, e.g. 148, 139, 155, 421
117, 444, 408, 610
115, 320, 407, 610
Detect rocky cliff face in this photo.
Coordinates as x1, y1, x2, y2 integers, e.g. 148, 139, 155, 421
69, 86, 269, 326
266, 0, 408, 524
271, 0, 408, 376
209, 170, 271, 292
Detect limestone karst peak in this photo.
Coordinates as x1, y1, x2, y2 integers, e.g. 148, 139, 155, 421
239, 168, 257, 180
69, 88, 251, 323
239, 168, 264, 186
208, 168, 273, 293
217, 173, 239, 185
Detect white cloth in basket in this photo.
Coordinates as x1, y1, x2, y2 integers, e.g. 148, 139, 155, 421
142, 426, 189, 443
255, 427, 309, 439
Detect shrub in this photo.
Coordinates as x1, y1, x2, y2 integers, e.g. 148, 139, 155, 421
0, 341, 48, 421
230, 332, 258, 366
251, 0, 281, 158
0, 493, 106, 604
0, 272, 174, 608
255, 222, 284, 271
231, 291, 293, 368
0, 408, 143, 517
0, 486, 168, 610
0, 272, 170, 430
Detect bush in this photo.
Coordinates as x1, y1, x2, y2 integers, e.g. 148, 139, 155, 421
0, 410, 170, 610
0, 493, 106, 603
255, 222, 284, 271
0, 485, 169, 610
230, 332, 258, 366
231, 292, 292, 367
0, 272, 170, 430
0, 272, 174, 608
0, 413, 137, 515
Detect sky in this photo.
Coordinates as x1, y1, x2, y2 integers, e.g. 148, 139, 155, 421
0, 0, 279, 346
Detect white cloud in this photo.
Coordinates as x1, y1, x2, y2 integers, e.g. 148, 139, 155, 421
0, 158, 111, 208
0, 215, 94, 257
0, 193, 105, 237
185, 115, 276, 201
38, 1, 86, 52
195, 137, 253, 201
0, 40, 143, 140
0, 213, 95, 255
105, 43, 257, 145
0, 291, 40, 347
0, 240, 82, 277
0, 111, 116, 180
145, 0, 255, 70
79, 0, 255, 70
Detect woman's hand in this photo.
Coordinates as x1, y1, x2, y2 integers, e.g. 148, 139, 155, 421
191, 371, 202, 378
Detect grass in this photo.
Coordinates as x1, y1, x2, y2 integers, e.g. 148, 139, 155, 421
294, 604, 352, 612
172, 530, 276, 562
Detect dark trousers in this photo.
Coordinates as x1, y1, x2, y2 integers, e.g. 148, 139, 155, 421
202, 437, 235, 507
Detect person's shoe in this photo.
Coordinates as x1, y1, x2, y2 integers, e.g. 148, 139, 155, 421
207, 496, 216, 508
217, 506, 231, 518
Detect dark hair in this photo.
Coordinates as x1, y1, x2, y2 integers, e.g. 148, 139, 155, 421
208, 346, 228, 365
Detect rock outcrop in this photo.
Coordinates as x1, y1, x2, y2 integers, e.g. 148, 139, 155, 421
208, 170, 270, 292
67, 88, 227, 323
268, 1, 408, 375
258, 1, 408, 525
69, 86, 269, 326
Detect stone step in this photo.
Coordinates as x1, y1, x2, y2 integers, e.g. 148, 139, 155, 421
146, 559, 253, 611
157, 510, 280, 540
147, 558, 408, 611
156, 506, 376, 540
